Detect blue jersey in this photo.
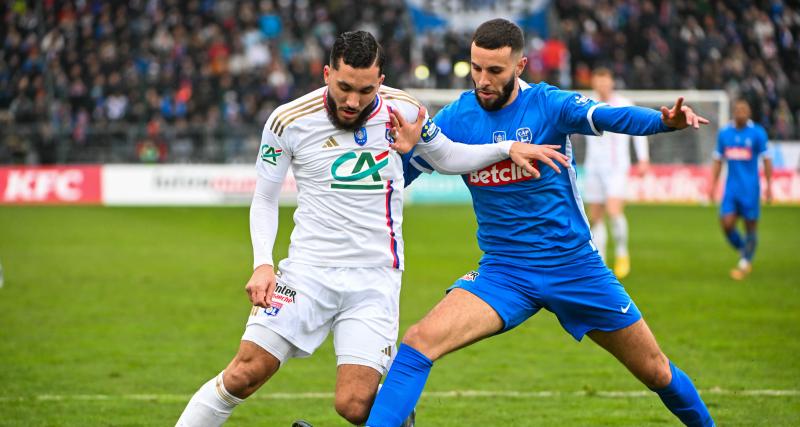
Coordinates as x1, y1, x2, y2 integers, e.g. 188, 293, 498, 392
714, 121, 768, 199
427, 82, 604, 266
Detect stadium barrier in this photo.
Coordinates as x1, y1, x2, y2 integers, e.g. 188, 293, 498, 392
2, 164, 798, 206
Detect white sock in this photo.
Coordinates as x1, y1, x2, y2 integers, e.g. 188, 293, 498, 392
176, 372, 244, 427
611, 214, 629, 258
591, 220, 608, 261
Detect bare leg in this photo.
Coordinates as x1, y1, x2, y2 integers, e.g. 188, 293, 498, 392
334, 364, 382, 425
366, 289, 504, 427
589, 319, 714, 426
177, 341, 281, 426
403, 288, 504, 361
588, 319, 671, 389
223, 340, 281, 398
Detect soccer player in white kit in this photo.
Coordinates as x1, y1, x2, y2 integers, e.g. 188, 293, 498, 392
176, 31, 568, 427
583, 68, 650, 278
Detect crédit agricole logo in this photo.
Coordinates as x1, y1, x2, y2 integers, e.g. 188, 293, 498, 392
330, 151, 389, 190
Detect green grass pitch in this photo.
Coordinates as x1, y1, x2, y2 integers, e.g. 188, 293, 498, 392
0, 205, 798, 426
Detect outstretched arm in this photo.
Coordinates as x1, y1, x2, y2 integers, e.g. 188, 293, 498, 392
390, 106, 569, 178
592, 97, 710, 136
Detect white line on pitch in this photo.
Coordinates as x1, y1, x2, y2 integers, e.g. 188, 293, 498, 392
0, 388, 798, 403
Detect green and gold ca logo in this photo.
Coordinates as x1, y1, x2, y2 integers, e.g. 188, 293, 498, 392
260, 144, 283, 165
330, 150, 389, 190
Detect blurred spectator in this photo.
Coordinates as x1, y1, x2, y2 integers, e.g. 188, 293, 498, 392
1, 0, 798, 165
1, 0, 410, 163
554, 0, 800, 138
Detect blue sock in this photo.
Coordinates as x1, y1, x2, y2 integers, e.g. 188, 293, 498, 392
653, 361, 714, 427
724, 229, 744, 252
743, 231, 757, 261
366, 344, 433, 427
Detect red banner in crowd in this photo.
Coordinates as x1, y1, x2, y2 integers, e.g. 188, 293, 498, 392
625, 165, 800, 203
0, 166, 102, 204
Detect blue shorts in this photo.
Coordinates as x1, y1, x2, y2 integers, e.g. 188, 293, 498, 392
720, 192, 760, 220
451, 251, 642, 341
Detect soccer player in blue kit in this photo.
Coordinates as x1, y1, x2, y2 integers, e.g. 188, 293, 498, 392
709, 99, 773, 280
367, 19, 715, 427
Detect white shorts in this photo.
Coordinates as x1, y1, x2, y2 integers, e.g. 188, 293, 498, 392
241, 259, 401, 374
582, 167, 629, 203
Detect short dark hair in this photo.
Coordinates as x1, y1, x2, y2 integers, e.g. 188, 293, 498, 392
330, 31, 385, 74
472, 19, 524, 53
592, 67, 613, 78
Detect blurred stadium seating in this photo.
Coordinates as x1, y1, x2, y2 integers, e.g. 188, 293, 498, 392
1, 0, 799, 164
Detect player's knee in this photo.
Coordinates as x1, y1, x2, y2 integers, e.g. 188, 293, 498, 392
334, 393, 371, 425
225, 355, 271, 397
642, 353, 672, 389
402, 323, 440, 360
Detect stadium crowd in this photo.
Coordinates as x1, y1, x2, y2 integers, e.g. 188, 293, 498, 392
1, 0, 799, 163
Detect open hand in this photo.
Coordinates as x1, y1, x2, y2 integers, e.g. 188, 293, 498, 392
509, 143, 571, 179
387, 106, 426, 154
660, 97, 710, 129
245, 264, 277, 308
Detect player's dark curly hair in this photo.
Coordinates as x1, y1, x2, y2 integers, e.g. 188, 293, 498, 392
330, 31, 385, 74
472, 19, 524, 54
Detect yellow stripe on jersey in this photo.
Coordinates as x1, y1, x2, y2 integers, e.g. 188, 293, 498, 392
380, 93, 421, 109
276, 105, 326, 136
269, 96, 323, 134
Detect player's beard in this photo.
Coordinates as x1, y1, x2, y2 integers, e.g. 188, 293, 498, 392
326, 95, 374, 131
474, 75, 516, 111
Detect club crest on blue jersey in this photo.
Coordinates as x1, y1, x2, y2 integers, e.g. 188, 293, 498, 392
516, 127, 532, 143
421, 118, 440, 143
492, 131, 506, 143
354, 127, 368, 146
573, 95, 591, 105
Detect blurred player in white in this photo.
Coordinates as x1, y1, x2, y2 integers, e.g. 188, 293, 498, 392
584, 68, 650, 278
175, 31, 565, 427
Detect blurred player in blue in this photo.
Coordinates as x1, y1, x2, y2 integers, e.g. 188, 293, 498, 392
709, 99, 773, 280
367, 19, 715, 427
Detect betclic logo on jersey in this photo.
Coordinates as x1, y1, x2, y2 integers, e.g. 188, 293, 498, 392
468, 159, 537, 186
330, 151, 389, 190
724, 146, 753, 161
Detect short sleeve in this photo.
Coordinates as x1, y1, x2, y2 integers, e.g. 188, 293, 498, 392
255, 121, 291, 183
542, 85, 603, 136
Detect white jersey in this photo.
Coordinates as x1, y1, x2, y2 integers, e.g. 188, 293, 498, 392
584, 94, 649, 172
256, 86, 462, 270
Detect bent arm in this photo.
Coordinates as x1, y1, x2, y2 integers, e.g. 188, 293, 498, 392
592, 105, 673, 136
415, 132, 513, 175
250, 177, 282, 269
